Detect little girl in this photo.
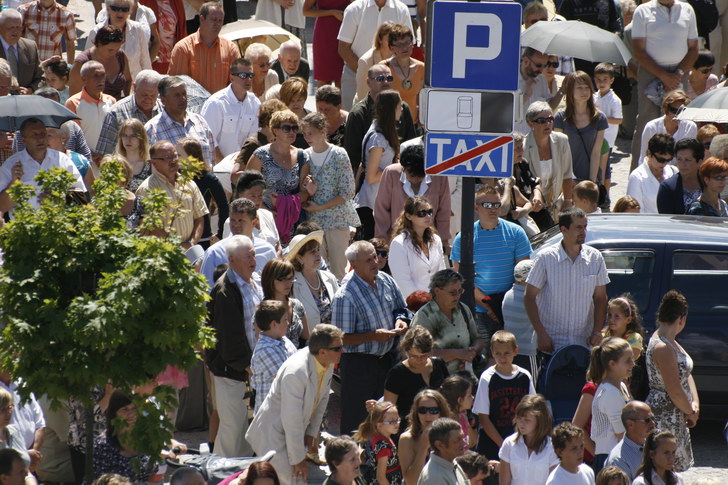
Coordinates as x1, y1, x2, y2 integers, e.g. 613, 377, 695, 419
355, 401, 403, 485
498, 394, 559, 485
43, 59, 71, 104
603, 294, 644, 359
590, 337, 634, 474
439, 374, 477, 450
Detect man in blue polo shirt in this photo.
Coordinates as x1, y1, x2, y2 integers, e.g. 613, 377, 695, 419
451, 185, 532, 357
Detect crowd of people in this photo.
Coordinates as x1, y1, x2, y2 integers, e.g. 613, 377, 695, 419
0, 0, 724, 484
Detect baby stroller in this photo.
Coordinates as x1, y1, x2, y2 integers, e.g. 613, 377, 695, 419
538, 345, 591, 425
167, 449, 276, 485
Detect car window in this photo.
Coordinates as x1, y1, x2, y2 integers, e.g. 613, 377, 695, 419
672, 251, 728, 314
600, 249, 655, 313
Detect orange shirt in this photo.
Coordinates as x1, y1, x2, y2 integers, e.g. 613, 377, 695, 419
167, 32, 241, 94
386, 58, 425, 125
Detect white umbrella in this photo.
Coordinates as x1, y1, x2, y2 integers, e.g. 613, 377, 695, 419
675, 87, 728, 123
521, 20, 632, 66
220, 18, 300, 54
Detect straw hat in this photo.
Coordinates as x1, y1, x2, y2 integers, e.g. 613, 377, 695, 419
285, 230, 324, 262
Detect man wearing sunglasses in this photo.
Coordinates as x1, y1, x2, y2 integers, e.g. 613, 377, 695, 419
605, 401, 656, 480
516, 47, 564, 133
201, 58, 261, 159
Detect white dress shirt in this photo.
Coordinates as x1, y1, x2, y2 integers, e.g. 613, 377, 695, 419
498, 433, 559, 485
337, 0, 413, 58
389, 232, 446, 299
200, 85, 261, 157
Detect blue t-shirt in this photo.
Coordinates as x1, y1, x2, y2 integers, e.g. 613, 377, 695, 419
451, 219, 532, 312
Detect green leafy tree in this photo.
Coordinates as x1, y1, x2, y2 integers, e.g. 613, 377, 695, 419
0, 158, 214, 481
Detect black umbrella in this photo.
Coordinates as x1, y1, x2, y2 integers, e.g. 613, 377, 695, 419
0, 95, 81, 132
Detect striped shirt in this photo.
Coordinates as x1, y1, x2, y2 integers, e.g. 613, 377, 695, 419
145, 109, 216, 165
451, 219, 532, 312
526, 243, 610, 350
332, 271, 406, 355
502, 284, 537, 356
229, 269, 263, 348
250, 334, 297, 414
591, 381, 629, 454
605, 435, 643, 480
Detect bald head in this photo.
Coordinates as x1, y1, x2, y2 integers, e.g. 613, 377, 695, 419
278, 40, 302, 76
621, 401, 655, 445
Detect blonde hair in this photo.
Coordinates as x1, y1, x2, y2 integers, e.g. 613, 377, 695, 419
0, 388, 11, 409
587, 337, 631, 383
490, 330, 517, 350
514, 394, 552, 453
115, 118, 150, 160
354, 401, 397, 442
100, 155, 133, 187
279, 77, 308, 106
270, 109, 299, 130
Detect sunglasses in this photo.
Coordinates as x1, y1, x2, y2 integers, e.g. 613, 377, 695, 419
376, 250, 388, 258
278, 124, 299, 133
414, 208, 434, 217
629, 416, 656, 424
392, 41, 413, 49
233, 72, 255, 79
545, 60, 560, 68
532, 116, 554, 124
110, 4, 130, 11
653, 155, 672, 164
477, 201, 502, 209
370, 75, 394, 83
666, 105, 682, 114
276, 276, 296, 283
417, 406, 441, 415
530, 61, 545, 69
326, 346, 344, 352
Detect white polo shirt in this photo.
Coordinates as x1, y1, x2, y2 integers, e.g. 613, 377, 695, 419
200, 85, 261, 158
631, 0, 698, 67
338, 0, 413, 58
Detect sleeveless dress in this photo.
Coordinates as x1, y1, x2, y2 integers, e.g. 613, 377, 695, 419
312, 0, 348, 81
645, 333, 694, 471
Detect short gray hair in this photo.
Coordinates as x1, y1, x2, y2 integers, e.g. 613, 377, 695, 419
0, 59, 11, 79
525, 101, 552, 122
279, 39, 302, 54
427, 418, 462, 451
709, 134, 728, 159
0, 9, 22, 25
135, 69, 162, 87
308, 324, 344, 355
59, 121, 75, 139
225, 234, 253, 258
429, 269, 464, 294
80, 60, 104, 77
344, 240, 373, 263
158, 75, 186, 97
245, 43, 273, 60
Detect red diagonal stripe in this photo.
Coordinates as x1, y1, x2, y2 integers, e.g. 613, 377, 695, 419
428, 136, 512, 175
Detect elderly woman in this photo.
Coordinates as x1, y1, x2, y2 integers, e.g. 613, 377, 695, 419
383, 327, 449, 433
245, 43, 280, 101
657, 138, 704, 214
247, 110, 311, 243
639, 90, 697, 162
261, 258, 308, 345
0, 389, 31, 470
300, 112, 359, 280
86, 0, 152, 80
288, 230, 339, 331
524, 101, 575, 217
628, 134, 678, 214
315, 85, 348, 146
381, 23, 424, 124
323, 436, 363, 485
388, 196, 446, 299
355, 21, 395, 103
70, 25, 131, 99
687, 157, 728, 216
411, 269, 486, 374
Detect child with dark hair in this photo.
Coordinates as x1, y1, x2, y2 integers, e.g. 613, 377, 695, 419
545, 422, 595, 484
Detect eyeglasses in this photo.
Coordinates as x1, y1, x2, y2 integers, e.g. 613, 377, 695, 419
110, 5, 130, 12
381, 417, 401, 425
666, 105, 682, 114
408, 352, 429, 360
530, 61, 545, 69
545, 60, 560, 68
376, 250, 388, 258
698, 67, 713, 74
233, 72, 255, 79
532, 116, 554, 124
276, 276, 296, 283
629, 416, 656, 424
151, 154, 179, 162
417, 406, 441, 415
326, 346, 344, 352
653, 155, 672, 164
414, 208, 434, 217
278, 124, 299, 133
712, 175, 728, 181
477, 201, 502, 209
370, 75, 394, 83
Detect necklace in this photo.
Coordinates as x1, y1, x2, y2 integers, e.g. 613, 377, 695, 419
393, 59, 412, 89
305, 272, 321, 292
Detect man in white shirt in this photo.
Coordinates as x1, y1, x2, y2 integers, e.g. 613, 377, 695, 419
516, 48, 564, 133
337, 0, 412, 109
629, 0, 698, 170
0, 118, 85, 214
201, 58, 261, 159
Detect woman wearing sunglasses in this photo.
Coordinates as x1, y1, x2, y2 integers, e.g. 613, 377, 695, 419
388, 196, 446, 299
687, 50, 719, 100
627, 134, 678, 213
245, 43, 280, 101
247, 109, 311, 243
638, 90, 697, 164
687, 157, 728, 216
70, 25, 131, 99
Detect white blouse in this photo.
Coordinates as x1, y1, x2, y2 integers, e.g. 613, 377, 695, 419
499, 433, 560, 485
388, 232, 446, 299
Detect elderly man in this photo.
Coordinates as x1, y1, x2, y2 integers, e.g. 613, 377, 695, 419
605, 401, 656, 479
0, 9, 42, 93
168, 2, 240, 94
0, 449, 26, 485
64, 61, 116, 160
17, 0, 76, 62
200, 58, 261, 159
199, 197, 276, 288
515, 47, 564, 133
524, 208, 609, 361
270, 40, 309, 83
96, 69, 161, 156
333, 240, 409, 434
206, 235, 262, 458
246, 324, 343, 485
337, 0, 412, 109
135, 140, 209, 247
145, 76, 217, 165
418, 418, 469, 485
343, 63, 416, 173
629, 0, 698, 169
0, 118, 85, 213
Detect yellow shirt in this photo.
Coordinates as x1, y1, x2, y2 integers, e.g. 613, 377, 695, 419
310, 356, 329, 422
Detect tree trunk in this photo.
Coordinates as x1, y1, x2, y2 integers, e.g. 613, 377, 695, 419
85, 403, 94, 484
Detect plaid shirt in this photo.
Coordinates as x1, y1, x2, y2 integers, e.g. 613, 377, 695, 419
96, 95, 160, 155
18, 0, 76, 61
332, 271, 406, 355
250, 334, 296, 413
145, 109, 215, 165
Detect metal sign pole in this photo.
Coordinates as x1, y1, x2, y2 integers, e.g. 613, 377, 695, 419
459, 178, 475, 310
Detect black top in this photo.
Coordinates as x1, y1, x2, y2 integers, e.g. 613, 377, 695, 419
270, 58, 311, 83
657, 172, 704, 215
384, 357, 449, 431
194, 171, 230, 244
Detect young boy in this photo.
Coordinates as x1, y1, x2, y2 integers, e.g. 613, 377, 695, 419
456, 451, 497, 485
249, 300, 297, 415
593, 63, 623, 203
472, 330, 535, 460
546, 422, 595, 485
574, 180, 601, 215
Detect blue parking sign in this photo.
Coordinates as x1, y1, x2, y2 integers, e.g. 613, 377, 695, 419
426, 1, 522, 92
